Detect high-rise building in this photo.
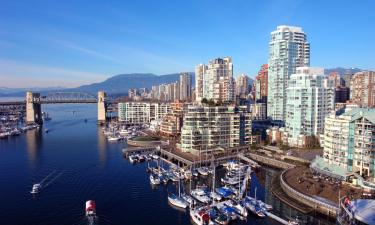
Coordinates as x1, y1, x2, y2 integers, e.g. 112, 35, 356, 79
195, 57, 235, 102
350, 71, 375, 108
180, 105, 251, 155
267, 25, 310, 123
195, 64, 206, 102
284, 67, 334, 147
128, 88, 137, 99
235, 74, 249, 98
322, 108, 375, 182
179, 73, 192, 101
253, 64, 268, 103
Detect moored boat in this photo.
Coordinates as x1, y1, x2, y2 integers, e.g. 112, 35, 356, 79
168, 193, 189, 209
150, 174, 161, 185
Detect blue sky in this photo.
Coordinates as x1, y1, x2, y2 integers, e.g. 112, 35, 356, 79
0, 0, 374, 88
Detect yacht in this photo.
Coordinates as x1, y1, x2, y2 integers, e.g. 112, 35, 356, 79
190, 206, 210, 225
191, 188, 211, 204
128, 155, 138, 164
257, 200, 273, 211
30, 183, 41, 194
149, 174, 161, 185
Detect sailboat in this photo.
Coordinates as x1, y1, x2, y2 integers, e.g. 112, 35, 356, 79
168, 177, 189, 209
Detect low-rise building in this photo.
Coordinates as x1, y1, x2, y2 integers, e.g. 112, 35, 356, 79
180, 105, 251, 155
322, 108, 375, 183
118, 102, 171, 125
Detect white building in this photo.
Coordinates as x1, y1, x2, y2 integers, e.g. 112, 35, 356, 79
179, 73, 192, 101
180, 105, 251, 155
284, 67, 334, 147
118, 102, 171, 125
322, 108, 375, 183
195, 57, 235, 103
268, 25, 310, 123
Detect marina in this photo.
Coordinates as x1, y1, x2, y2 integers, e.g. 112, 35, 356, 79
0, 103, 336, 225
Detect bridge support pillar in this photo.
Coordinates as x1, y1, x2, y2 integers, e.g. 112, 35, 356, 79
26, 91, 43, 125
98, 91, 107, 123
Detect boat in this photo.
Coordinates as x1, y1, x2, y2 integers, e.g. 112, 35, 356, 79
181, 193, 195, 206
129, 155, 138, 164
190, 206, 210, 225
85, 200, 96, 217
197, 167, 209, 176
107, 136, 121, 142
244, 199, 266, 218
208, 207, 230, 225
150, 174, 161, 185
152, 154, 159, 160
191, 188, 211, 204
192, 169, 199, 177
225, 200, 248, 219
30, 183, 41, 194
168, 193, 189, 209
257, 199, 273, 211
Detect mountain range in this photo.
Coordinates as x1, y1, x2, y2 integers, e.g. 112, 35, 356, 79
0, 67, 365, 97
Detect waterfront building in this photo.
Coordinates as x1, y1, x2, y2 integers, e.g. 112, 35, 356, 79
322, 108, 375, 183
253, 64, 268, 103
160, 114, 183, 137
284, 67, 334, 147
180, 105, 251, 155
179, 72, 192, 101
350, 71, 375, 108
118, 102, 171, 125
235, 74, 250, 98
195, 57, 235, 103
267, 25, 310, 123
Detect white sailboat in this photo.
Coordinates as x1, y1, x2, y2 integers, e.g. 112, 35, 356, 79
168, 178, 189, 209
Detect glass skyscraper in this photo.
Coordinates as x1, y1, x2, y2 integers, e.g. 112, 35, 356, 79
267, 25, 310, 124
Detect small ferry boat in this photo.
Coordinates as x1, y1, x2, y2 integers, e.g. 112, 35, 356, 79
85, 200, 96, 217
30, 183, 41, 194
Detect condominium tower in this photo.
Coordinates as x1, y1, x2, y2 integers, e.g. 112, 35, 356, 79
180, 105, 251, 155
284, 67, 335, 147
350, 71, 375, 108
235, 74, 250, 98
267, 25, 310, 123
179, 72, 192, 101
195, 57, 235, 102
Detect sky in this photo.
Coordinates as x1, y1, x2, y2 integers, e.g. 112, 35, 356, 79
0, 0, 374, 88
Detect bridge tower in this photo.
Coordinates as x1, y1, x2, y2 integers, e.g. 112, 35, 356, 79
26, 91, 43, 125
97, 91, 107, 123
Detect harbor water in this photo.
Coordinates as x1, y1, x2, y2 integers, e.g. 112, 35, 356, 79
0, 103, 335, 225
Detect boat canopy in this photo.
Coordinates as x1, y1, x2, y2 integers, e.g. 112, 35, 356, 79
216, 187, 234, 198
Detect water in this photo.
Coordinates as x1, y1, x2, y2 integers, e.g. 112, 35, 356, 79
0, 103, 335, 225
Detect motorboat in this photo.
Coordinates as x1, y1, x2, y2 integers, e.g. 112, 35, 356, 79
208, 207, 230, 225
225, 200, 248, 219
129, 155, 138, 164
168, 193, 189, 209
197, 167, 209, 176
85, 200, 96, 217
190, 206, 210, 225
30, 183, 41, 194
191, 188, 211, 204
107, 136, 121, 142
210, 191, 223, 201
150, 174, 161, 185
244, 198, 265, 218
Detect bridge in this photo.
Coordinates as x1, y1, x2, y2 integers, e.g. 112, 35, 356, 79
0, 91, 110, 124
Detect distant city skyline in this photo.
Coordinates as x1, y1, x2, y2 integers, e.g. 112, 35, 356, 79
0, 0, 374, 88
